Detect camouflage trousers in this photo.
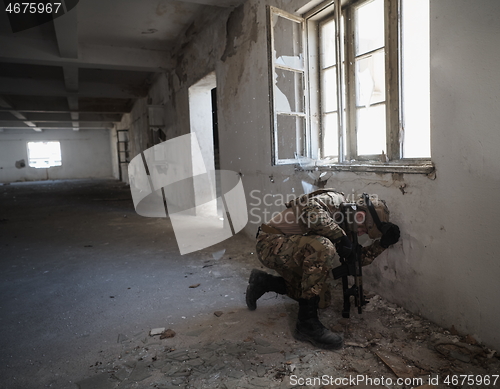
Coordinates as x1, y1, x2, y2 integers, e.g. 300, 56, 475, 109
256, 232, 337, 302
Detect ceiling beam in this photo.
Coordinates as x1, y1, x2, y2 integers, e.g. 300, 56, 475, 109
0, 96, 42, 132
0, 95, 133, 113
0, 36, 171, 72
0, 124, 113, 130
66, 96, 79, 131
22, 113, 122, 121
0, 113, 121, 122
0, 121, 114, 128
0, 77, 147, 99
0, 119, 120, 124
63, 65, 79, 92
0, 108, 128, 114
53, 4, 79, 59
66, 96, 79, 111
54, 0, 81, 131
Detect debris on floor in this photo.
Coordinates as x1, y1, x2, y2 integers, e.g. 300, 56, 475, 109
374, 348, 416, 378
160, 329, 176, 339
79, 287, 500, 389
149, 328, 166, 336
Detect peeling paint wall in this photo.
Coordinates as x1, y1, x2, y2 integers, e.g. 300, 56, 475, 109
124, 0, 500, 350
0, 129, 113, 183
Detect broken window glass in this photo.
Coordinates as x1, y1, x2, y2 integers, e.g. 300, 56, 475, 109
269, 0, 431, 170
274, 68, 304, 113
277, 114, 305, 160
269, 7, 307, 165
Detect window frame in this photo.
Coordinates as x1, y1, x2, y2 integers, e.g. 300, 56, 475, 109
267, 6, 310, 165
267, 0, 434, 174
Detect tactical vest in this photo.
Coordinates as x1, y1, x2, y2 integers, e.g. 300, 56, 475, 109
285, 189, 346, 234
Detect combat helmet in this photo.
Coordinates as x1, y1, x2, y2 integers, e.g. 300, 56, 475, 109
354, 194, 390, 239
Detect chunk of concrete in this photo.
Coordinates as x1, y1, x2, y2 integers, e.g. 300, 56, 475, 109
149, 327, 166, 336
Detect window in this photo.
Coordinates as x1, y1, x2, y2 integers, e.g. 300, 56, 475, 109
268, 0, 432, 173
27, 141, 62, 168
267, 8, 307, 165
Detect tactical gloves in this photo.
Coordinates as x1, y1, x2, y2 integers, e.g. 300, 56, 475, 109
379, 222, 400, 248
335, 235, 353, 258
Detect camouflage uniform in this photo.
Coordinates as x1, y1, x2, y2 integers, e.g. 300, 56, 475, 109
256, 191, 388, 302
256, 233, 335, 300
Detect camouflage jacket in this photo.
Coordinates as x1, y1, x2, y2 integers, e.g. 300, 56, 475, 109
285, 190, 387, 265
288, 191, 346, 243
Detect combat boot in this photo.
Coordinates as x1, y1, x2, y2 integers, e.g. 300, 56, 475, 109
294, 296, 343, 350
246, 269, 287, 311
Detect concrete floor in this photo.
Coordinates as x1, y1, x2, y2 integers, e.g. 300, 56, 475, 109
1, 179, 499, 389
0, 179, 263, 388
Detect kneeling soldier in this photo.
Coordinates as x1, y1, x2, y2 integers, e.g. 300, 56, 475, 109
246, 190, 400, 350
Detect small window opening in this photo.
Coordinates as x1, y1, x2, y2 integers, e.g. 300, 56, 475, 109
27, 141, 62, 168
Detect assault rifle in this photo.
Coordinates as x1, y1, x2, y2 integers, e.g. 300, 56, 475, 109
332, 202, 367, 318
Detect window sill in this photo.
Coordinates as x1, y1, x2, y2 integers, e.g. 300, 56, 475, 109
294, 160, 435, 174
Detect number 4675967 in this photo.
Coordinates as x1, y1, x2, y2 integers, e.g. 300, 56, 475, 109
5, 3, 62, 14
443, 375, 499, 386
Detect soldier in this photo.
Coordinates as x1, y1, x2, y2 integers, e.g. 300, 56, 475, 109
246, 190, 400, 350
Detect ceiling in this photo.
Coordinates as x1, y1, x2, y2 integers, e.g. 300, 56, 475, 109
0, 0, 245, 132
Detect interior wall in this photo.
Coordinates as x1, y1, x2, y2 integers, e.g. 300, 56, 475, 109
109, 127, 119, 180
188, 72, 216, 176
0, 129, 113, 183
124, 0, 500, 350
421, 0, 500, 346
188, 72, 217, 212
129, 98, 149, 159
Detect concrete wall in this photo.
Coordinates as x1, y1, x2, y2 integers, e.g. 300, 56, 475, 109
129, 98, 149, 159
123, 0, 500, 350
109, 127, 120, 180
0, 129, 114, 183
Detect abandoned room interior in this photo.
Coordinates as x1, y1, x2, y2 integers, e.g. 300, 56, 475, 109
1, 0, 500, 388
